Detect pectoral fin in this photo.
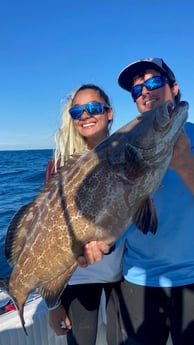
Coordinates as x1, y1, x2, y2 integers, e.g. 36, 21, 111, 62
133, 198, 158, 234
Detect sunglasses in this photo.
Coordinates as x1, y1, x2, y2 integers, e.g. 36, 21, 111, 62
69, 102, 111, 120
131, 76, 168, 101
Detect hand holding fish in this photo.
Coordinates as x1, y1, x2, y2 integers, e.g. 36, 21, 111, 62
169, 129, 194, 195
77, 241, 109, 267
48, 305, 71, 335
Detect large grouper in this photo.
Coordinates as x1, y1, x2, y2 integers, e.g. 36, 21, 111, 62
2, 100, 188, 334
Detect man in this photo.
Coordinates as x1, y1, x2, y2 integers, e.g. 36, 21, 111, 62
80, 58, 194, 345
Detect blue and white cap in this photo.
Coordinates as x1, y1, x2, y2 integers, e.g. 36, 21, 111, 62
118, 57, 176, 92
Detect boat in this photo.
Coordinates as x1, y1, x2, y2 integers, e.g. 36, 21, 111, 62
0, 289, 173, 345
0, 290, 107, 345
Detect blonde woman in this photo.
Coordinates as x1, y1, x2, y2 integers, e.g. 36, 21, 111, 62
46, 84, 124, 345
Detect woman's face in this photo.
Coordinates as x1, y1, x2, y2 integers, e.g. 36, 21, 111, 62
72, 89, 113, 149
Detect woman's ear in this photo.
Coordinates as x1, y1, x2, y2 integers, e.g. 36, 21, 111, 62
108, 108, 114, 121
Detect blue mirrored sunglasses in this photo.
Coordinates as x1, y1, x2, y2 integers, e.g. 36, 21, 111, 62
131, 76, 168, 101
69, 102, 111, 120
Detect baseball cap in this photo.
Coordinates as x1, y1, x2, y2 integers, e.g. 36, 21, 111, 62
118, 58, 176, 92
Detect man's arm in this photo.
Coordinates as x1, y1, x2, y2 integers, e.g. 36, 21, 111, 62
169, 130, 194, 195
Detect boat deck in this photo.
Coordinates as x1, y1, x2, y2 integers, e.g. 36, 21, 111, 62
0, 295, 172, 345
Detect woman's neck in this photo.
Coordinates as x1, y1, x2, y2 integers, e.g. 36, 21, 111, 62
86, 133, 108, 150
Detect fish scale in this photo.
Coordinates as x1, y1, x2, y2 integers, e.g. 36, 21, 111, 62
2, 100, 188, 334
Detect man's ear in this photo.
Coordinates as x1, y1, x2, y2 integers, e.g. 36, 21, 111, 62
172, 82, 179, 97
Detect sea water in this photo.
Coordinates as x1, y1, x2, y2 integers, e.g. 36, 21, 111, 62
0, 149, 53, 278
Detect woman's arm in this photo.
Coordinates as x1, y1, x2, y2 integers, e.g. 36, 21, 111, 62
77, 241, 110, 267
48, 304, 71, 335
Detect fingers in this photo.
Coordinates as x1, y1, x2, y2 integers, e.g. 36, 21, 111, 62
84, 241, 101, 265
77, 241, 110, 266
77, 255, 88, 267
96, 241, 110, 254
63, 313, 71, 330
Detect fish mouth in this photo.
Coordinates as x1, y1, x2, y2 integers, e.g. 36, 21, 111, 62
130, 100, 188, 161
154, 100, 188, 132
166, 102, 175, 115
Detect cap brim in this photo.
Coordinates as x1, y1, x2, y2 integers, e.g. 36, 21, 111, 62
118, 61, 165, 92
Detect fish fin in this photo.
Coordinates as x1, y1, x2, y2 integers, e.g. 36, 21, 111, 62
48, 150, 88, 181
0, 278, 27, 334
17, 302, 28, 335
125, 144, 149, 179
133, 198, 158, 234
38, 262, 77, 308
5, 203, 37, 265
10, 294, 28, 335
108, 145, 149, 183
20, 308, 28, 335
5, 150, 88, 266
60, 151, 88, 170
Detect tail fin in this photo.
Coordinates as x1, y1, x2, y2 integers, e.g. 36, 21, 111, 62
11, 296, 28, 336
18, 304, 28, 335
11, 297, 28, 335
0, 277, 28, 335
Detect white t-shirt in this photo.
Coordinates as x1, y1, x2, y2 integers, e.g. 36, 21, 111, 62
68, 244, 124, 285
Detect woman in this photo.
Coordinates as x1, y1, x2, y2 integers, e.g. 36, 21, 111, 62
46, 84, 124, 345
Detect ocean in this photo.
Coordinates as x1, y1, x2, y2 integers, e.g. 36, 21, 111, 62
0, 149, 53, 278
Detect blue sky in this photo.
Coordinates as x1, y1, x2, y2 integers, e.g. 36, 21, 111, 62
1, 0, 194, 150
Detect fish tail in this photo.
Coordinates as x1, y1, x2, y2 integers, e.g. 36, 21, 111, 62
19, 305, 28, 335
8, 289, 28, 335
13, 298, 28, 335
0, 278, 27, 334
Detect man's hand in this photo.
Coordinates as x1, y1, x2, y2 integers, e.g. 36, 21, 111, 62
77, 241, 110, 267
48, 305, 71, 335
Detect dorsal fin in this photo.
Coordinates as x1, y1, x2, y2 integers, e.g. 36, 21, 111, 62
5, 150, 88, 266
5, 202, 36, 265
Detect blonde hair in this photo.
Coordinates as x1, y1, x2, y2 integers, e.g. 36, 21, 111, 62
54, 84, 112, 172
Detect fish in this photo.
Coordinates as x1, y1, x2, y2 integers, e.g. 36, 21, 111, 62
3, 100, 188, 334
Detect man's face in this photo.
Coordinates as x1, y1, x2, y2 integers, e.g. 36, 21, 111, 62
132, 69, 178, 113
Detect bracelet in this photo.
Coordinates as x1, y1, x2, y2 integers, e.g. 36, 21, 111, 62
47, 299, 61, 311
